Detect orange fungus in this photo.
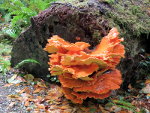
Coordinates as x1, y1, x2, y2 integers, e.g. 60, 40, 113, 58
44, 28, 125, 104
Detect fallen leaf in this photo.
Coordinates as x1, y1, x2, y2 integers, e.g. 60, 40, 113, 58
19, 87, 29, 94
99, 105, 108, 113
47, 85, 63, 101
35, 103, 45, 109
117, 110, 133, 113
15, 83, 21, 86
33, 88, 43, 93
7, 94, 20, 99
24, 74, 34, 82
26, 107, 32, 111
16, 76, 26, 82
25, 101, 30, 107
7, 102, 16, 109
7, 74, 24, 84
33, 96, 44, 103
3, 83, 13, 87
142, 84, 150, 94
37, 81, 47, 88
33, 109, 40, 113
7, 74, 17, 83
145, 79, 150, 84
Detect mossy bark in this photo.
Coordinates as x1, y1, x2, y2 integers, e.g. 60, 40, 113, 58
11, 0, 150, 89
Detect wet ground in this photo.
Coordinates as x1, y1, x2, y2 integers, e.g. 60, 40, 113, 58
0, 73, 28, 113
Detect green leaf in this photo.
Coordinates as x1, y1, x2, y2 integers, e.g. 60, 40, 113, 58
0, 58, 11, 75
24, 74, 34, 82
2, 28, 18, 38
89, 108, 97, 113
112, 100, 134, 108
3, 13, 11, 22
21, 7, 37, 16
11, 16, 23, 26
105, 0, 115, 4
47, 74, 51, 78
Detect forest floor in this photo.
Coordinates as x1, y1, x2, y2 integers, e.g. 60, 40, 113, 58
0, 69, 150, 113
0, 73, 28, 113
0, 43, 150, 113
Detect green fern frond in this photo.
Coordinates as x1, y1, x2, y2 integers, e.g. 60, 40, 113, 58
117, 104, 137, 112
112, 100, 135, 109
111, 100, 137, 113
14, 59, 40, 69
0, 0, 57, 38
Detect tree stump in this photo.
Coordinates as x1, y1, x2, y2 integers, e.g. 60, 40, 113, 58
11, 0, 150, 89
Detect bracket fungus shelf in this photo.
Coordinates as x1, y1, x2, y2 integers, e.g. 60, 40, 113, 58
44, 28, 125, 104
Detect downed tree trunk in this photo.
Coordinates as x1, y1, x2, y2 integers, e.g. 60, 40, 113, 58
11, 0, 150, 89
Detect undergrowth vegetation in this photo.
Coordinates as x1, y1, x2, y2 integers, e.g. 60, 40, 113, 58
0, 0, 56, 38
0, 43, 11, 76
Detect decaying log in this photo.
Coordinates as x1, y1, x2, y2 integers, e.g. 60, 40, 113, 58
11, 0, 150, 89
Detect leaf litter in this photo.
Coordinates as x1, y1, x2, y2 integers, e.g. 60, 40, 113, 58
0, 70, 150, 113
4, 73, 103, 113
